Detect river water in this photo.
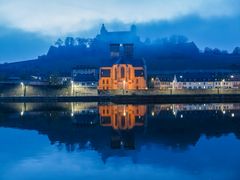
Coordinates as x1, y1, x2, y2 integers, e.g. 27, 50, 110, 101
0, 103, 240, 180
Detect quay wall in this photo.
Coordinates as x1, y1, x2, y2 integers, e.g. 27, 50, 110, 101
1, 94, 240, 104
0, 84, 97, 97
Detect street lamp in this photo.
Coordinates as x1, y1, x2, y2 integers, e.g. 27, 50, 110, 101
71, 80, 74, 96
221, 79, 225, 92
151, 78, 154, 88
20, 82, 25, 97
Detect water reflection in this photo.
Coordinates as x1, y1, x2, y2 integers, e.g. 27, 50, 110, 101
0, 102, 240, 153
1, 102, 240, 179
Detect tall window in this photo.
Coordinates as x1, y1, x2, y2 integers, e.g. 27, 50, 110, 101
115, 68, 117, 80
121, 67, 125, 78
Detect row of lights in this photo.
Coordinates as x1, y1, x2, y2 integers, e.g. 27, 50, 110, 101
151, 75, 235, 81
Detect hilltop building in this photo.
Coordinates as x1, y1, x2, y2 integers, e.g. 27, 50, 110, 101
98, 44, 147, 93
96, 24, 140, 44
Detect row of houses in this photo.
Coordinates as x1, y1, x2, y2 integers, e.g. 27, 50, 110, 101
153, 73, 240, 90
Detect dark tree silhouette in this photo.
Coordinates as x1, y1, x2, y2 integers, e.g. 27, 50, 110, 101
232, 47, 240, 55
169, 35, 188, 44
213, 48, 221, 55
204, 47, 213, 54
65, 37, 75, 47
76, 38, 86, 47
55, 38, 63, 47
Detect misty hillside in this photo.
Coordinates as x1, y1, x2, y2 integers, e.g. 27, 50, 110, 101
0, 35, 240, 79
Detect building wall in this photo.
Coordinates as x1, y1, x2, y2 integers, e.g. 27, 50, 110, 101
154, 80, 240, 90
99, 105, 146, 130
0, 84, 97, 97
98, 64, 147, 91
72, 68, 97, 77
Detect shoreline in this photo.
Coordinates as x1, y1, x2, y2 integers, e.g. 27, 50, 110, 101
1, 94, 240, 104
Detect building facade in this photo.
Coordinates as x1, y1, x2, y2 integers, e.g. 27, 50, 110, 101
153, 73, 240, 90
99, 105, 146, 130
98, 44, 147, 92
72, 65, 98, 78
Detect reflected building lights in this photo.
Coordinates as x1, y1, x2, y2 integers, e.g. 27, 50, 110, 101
151, 111, 155, 116
20, 111, 24, 116
99, 105, 146, 130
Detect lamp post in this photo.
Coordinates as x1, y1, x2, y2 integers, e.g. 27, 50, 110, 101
220, 79, 225, 94
20, 82, 26, 97
151, 77, 154, 88
71, 81, 74, 96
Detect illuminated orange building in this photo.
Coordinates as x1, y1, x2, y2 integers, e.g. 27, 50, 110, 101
98, 44, 147, 92
99, 105, 146, 130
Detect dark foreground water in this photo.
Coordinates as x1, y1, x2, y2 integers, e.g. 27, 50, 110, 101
0, 103, 240, 180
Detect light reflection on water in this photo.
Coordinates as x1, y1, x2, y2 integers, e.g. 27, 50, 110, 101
0, 103, 240, 180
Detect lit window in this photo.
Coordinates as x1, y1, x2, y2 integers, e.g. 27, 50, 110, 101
121, 67, 125, 78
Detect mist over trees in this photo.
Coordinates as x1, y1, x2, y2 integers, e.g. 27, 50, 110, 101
48, 34, 238, 61
0, 32, 240, 78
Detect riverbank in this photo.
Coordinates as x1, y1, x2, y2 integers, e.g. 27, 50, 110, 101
1, 94, 240, 104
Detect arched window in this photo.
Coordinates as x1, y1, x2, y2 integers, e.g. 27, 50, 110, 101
121, 67, 125, 78
115, 68, 117, 80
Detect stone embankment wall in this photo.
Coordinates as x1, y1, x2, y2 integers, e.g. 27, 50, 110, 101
0, 84, 98, 97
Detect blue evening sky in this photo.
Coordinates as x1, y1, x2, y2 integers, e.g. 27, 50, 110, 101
0, 0, 239, 62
